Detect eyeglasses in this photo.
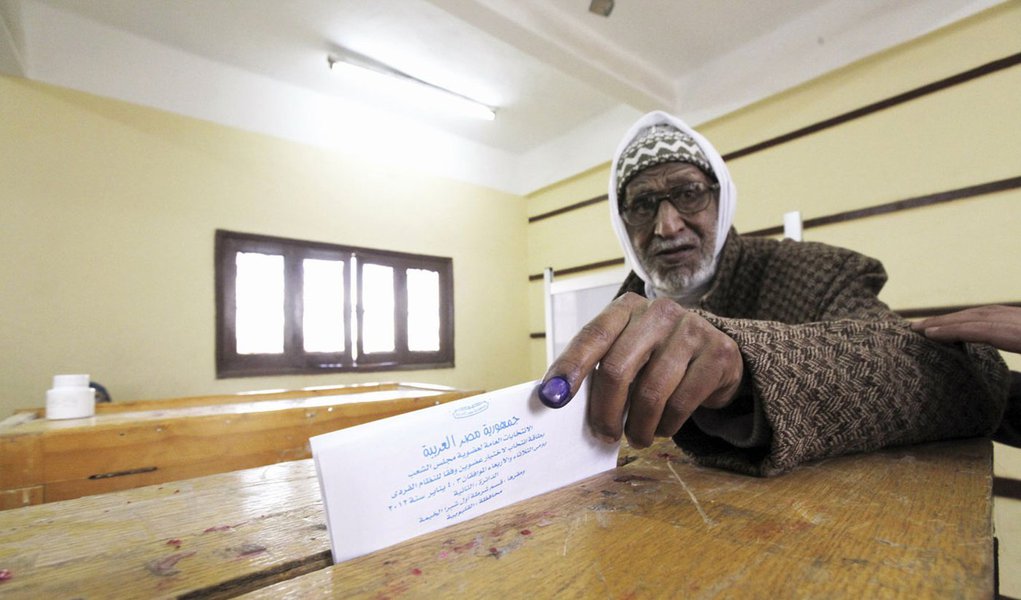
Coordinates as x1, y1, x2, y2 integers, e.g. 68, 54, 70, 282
620, 181, 719, 227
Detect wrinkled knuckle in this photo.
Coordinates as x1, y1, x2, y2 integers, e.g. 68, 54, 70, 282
595, 358, 630, 384
682, 314, 715, 343
578, 321, 614, 347
630, 381, 668, 409
647, 301, 688, 333
662, 401, 693, 432
615, 292, 645, 309
649, 297, 685, 319
711, 335, 741, 364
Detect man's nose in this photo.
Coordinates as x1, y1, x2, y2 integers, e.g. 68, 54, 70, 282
653, 199, 687, 237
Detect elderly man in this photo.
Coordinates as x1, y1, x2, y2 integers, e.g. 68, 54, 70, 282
539, 111, 1009, 476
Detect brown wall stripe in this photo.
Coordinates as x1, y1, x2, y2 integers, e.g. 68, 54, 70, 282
529, 194, 608, 223
744, 175, 1021, 237
529, 300, 1021, 338
722, 51, 1021, 161
994, 476, 1021, 501
526, 51, 1021, 226
527, 257, 625, 282
528, 174, 1019, 282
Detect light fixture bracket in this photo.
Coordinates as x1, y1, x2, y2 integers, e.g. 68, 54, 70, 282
589, 0, 614, 17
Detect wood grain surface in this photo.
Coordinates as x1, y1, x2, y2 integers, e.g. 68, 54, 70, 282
0, 384, 479, 508
243, 438, 994, 599
0, 436, 992, 599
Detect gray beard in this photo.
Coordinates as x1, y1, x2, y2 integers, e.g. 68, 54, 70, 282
647, 252, 718, 303
640, 226, 719, 303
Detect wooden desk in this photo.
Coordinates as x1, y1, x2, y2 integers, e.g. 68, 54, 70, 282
0, 437, 993, 598
0, 383, 479, 509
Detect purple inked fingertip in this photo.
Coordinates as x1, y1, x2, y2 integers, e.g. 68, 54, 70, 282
538, 376, 572, 409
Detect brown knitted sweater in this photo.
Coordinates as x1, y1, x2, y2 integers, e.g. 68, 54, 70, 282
617, 229, 1010, 476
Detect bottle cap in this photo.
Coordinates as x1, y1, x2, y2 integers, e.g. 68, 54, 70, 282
52, 374, 90, 388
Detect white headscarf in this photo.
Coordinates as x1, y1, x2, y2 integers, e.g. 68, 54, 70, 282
608, 111, 737, 296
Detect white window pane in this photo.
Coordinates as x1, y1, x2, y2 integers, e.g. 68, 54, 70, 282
235, 252, 284, 354
407, 268, 440, 352
303, 259, 345, 353
362, 264, 395, 353
350, 256, 359, 361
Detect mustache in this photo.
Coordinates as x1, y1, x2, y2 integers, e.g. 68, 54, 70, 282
644, 236, 701, 256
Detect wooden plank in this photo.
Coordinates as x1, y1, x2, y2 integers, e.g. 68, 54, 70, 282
0, 438, 993, 598
40, 392, 475, 502
245, 438, 993, 599
7, 381, 446, 417
0, 413, 38, 429
0, 434, 40, 491
0, 460, 330, 599
0, 386, 480, 506
0, 487, 43, 510
87, 381, 417, 413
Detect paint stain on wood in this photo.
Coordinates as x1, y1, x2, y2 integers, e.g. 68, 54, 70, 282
487, 510, 548, 537
486, 538, 525, 559
614, 474, 657, 484
0, 569, 12, 581
145, 551, 196, 576
166, 539, 182, 548
448, 537, 480, 554
233, 543, 267, 557
374, 578, 410, 600
203, 521, 246, 533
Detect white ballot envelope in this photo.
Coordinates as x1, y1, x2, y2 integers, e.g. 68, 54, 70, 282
310, 379, 619, 563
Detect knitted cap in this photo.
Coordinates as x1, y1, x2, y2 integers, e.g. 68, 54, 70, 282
615, 124, 714, 200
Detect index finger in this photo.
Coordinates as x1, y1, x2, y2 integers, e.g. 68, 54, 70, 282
911, 305, 1013, 331
922, 321, 1021, 353
538, 293, 643, 408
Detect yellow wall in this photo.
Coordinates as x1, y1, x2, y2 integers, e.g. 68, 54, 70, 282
525, 3, 1021, 595
527, 1, 1020, 372
0, 76, 532, 415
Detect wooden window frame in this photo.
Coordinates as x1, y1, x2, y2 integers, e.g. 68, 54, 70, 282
215, 230, 453, 378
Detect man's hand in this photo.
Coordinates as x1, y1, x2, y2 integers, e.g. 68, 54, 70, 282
540, 292, 744, 448
912, 305, 1021, 354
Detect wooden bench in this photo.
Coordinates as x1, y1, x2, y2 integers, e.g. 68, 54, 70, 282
0, 382, 480, 509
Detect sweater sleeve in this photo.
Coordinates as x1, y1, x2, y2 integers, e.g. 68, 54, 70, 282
673, 247, 1010, 476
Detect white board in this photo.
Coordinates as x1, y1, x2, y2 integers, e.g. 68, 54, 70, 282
544, 267, 628, 366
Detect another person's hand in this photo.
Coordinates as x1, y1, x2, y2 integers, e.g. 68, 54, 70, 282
540, 292, 744, 448
912, 305, 1021, 354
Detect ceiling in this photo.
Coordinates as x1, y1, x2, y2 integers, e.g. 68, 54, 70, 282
0, 0, 1002, 194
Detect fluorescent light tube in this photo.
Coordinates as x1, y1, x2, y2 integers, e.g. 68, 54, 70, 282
328, 51, 496, 121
